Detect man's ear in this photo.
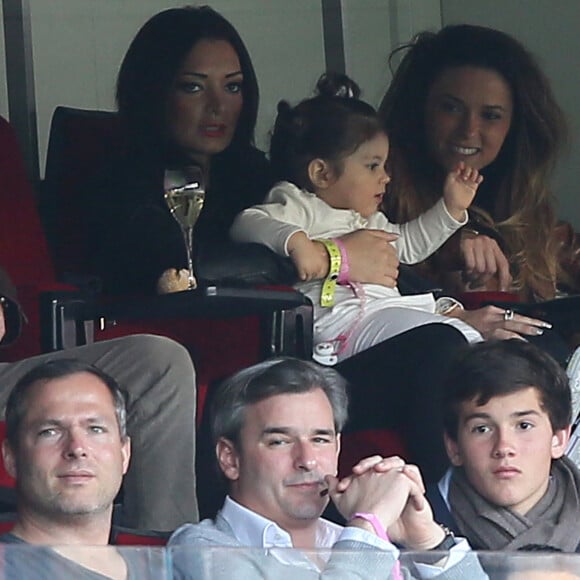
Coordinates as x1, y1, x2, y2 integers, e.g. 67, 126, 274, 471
121, 436, 131, 475
308, 158, 335, 190
551, 426, 571, 460
216, 437, 240, 481
443, 432, 464, 467
2, 440, 16, 479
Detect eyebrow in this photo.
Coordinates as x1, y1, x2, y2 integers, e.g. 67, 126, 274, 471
29, 416, 111, 429
463, 409, 541, 423
440, 93, 508, 111
261, 427, 336, 437
180, 70, 243, 80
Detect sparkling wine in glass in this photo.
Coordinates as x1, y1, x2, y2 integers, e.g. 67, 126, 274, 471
164, 166, 205, 290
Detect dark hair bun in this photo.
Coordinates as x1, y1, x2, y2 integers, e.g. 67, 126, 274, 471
276, 100, 292, 115
316, 72, 361, 99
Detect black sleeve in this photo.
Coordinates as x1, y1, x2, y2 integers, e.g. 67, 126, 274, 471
86, 157, 186, 296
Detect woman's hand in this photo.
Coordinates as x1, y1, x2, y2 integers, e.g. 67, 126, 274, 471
451, 305, 552, 340
337, 229, 400, 287
460, 231, 512, 291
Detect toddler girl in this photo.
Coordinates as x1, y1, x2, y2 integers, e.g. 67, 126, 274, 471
231, 75, 483, 363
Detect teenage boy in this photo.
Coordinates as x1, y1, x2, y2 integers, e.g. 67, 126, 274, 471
429, 339, 580, 551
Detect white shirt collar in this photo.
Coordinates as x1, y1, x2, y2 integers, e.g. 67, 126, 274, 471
220, 495, 343, 549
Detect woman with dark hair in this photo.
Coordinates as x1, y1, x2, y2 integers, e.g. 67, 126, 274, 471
88, 5, 278, 295
116, 6, 259, 159
380, 24, 579, 307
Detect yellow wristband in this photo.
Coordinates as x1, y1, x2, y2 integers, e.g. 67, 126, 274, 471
317, 239, 341, 307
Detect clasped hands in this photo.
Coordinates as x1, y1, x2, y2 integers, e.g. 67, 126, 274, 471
325, 455, 445, 551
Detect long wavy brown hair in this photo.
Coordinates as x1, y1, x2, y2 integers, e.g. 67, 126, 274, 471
379, 24, 568, 300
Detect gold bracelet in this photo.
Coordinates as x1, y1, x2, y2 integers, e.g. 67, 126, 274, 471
317, 239, 341, 307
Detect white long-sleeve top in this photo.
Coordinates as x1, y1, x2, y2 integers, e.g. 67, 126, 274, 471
230, 181, 466, 264
230, 181, 475, 357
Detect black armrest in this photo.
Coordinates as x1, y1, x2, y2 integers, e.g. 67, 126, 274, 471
40, 286, 313, 359
40, 290, 95, 351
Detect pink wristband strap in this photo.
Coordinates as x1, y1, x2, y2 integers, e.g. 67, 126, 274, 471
349, 512, 403, 580
350, 512, 388, 540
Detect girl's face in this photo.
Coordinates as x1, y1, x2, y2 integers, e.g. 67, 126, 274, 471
165, 39, 244, 167
424, 66, 513, 172
318, 132, 391, 218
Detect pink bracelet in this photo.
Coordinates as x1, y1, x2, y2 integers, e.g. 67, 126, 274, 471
349, 513, 403, 580
332, 237, 350, 284
350, 512, 389, 540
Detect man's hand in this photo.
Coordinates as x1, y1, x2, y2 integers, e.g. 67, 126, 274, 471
0, 302, 5, 342
338, 230, 400, 287
334, 456, 446, 550
327, 456, 421, 536
459, 231, 512, 291
385, 465, 445, 550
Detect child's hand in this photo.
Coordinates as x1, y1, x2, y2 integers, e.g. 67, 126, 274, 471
288, 232, 328, 281
443, 161, 483, 221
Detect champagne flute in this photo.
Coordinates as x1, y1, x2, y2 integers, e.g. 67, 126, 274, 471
164, 166, 206, 290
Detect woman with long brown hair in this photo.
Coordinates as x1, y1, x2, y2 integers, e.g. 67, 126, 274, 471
380, 24, 578, 304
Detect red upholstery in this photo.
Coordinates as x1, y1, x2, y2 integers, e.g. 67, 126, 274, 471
111, 526, 170, 546
0, 116, 74, 362
338, 428, 409, 478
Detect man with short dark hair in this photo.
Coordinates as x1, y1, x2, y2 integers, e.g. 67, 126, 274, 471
0, 359, 164, 577
429, 339, 580, 552
0, 265, 198, 531
170, 357, 486, 579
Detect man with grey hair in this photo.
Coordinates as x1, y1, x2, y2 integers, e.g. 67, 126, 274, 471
170, 357, 486, 579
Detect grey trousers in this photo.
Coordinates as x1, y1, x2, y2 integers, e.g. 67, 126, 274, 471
0, 334, 198, 531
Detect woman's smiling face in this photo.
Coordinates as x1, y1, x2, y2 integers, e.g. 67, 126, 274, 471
424, 66, 513, 172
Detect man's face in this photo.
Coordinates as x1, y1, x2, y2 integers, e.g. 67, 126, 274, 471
3, 372, 131, 520
444, 387, 569, 515
217, 388, 340, 531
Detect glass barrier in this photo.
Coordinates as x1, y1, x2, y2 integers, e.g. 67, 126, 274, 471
0, 545, 579, 579
168, 545, 580, 579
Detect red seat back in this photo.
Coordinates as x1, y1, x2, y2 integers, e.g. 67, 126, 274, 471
0, 116, 63, 361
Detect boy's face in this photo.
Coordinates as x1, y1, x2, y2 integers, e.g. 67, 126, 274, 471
444, 387, 570, 515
